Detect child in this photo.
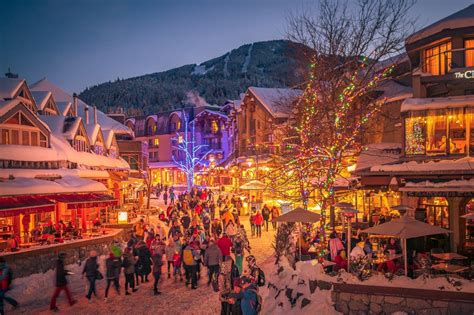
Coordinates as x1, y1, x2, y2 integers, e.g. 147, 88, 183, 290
172, 250, 183, 282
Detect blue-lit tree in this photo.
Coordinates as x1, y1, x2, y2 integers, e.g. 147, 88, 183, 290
172, 111, 211, 191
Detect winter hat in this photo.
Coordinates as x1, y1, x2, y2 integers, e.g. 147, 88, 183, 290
90, 250, 98, 257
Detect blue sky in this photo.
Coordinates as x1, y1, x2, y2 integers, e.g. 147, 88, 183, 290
0, 0, 472, 93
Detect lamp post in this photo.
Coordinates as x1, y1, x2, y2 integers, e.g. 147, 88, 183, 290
335, 202, 359, 273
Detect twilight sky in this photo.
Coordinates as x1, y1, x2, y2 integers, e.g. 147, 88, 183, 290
0, 0, 472, 93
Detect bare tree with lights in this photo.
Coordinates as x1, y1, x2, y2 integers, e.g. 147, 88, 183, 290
271, 0, 416, 256
172, 111, 211, 191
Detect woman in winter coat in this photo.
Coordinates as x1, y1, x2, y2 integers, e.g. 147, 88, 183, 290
253, 211, 264, 238
122, 248, 137, 295
225, 221, 237, 239
136, 241, 152, 283
105, 253, 121, 298
165, 239, 176, 279
151, 250, 164, 295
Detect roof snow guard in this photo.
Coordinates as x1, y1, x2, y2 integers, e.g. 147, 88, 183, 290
406, 4, 474, 45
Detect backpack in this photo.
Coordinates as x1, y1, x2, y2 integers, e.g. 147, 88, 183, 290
257, 268, 266, 287
183, 249, 194, 266
249, 289, 262, 314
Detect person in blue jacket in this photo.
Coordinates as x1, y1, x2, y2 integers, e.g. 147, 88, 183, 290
228, 276, 259, 315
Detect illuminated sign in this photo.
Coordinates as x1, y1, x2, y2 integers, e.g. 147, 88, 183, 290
118, 211, 128, 224
454, 70, 474, 79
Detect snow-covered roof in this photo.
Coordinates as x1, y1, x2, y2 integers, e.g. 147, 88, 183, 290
31, 91, 52, 111
406, 4, 474, 45
193, 109, 228, 121
56, 101, 72, 116
0, 99, 21, 117
400, 178, 474, 192
30, 78, 132, 135
149, 161, 179, 168
370, 156, 474, 173
102, 129, 116, 149
0, 176, 107, 197
375, 80, 412, 103
247, 87, 302, 118
0, 168, 110, 180
354, 143, 402, 172
85, 123, 102, 145
401, 95, 474, 112
40, 115, 82, 140
0, 78, 25, 100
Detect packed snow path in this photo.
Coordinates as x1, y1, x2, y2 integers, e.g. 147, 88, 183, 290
10, 216, 276, 315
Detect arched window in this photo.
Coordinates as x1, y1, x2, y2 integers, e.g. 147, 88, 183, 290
146, 118, 156, 136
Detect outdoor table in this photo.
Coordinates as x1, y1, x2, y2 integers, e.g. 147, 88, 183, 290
431, 263, 469, 273
431, 253, 468, 261
321, 260, 336, 268
372, 254, 403, 265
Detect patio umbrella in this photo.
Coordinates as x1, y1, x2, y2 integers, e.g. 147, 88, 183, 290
461, 212, 474, 219
274, 207, 321, 260
239, 180, 267, 190
362, 215, 452, 276
391, 205, 414, 215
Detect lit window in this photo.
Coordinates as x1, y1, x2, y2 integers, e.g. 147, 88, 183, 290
153, 138, 159, 146
425, 111, 447, 156
466, 39, 474, 67
178, 135, 183, 143
176, 120, 181, 131
211, 121, 219, 134
405, 116, 426, 155
423, 42, 451, 75
448, 109, 466, 154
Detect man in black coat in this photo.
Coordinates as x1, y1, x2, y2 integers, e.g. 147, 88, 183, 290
50, 253, 76, 311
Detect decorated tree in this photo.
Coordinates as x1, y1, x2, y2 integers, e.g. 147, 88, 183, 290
279, 0, 416, 257
172, 111, 211, 191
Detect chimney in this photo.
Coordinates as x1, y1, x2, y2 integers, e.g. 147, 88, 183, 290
85, 106, 89, 124
73, 93, 78, 116
93, 106, 98, 125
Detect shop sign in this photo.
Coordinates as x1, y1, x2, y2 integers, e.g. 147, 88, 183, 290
454, 70, 474, 79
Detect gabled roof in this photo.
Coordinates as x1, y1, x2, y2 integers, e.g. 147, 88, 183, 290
56, 101, 72, 116
40, 115, 83, 141
85, 123, 103, 145
31, 78, 132, 135
0, 99, 22, 117
247, 87, 302, 118
0, 100, 51, 133
374, 80, 413, 103
406, 4, 474, 45
103, 129, 116, 149
193, 109, 228, 121
31, 91, 52, 111
0, 78, 25, 99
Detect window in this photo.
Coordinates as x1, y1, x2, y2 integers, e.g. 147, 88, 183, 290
405, 116, 426, 155
421, 197, 449, 229
211, 121, 219, 134
31, 132, 38, 146
448, 109, 466, 154
426, 111, 447, 156
466, 39, 474, 67
423, 42, 451, 75
153, 138, 159, 146
1, 130, 9, 144
463, 199, 474, 244
40, 133, 47, 147
11, 130, 19, 145
21, 131, 29, 145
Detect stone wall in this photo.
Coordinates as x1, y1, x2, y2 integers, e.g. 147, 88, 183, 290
1, 228, 129, 278
332, 283, 474, 315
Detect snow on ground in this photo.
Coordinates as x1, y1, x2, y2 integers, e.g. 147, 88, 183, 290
241, 43, 253, 73
9, 201, 277, 315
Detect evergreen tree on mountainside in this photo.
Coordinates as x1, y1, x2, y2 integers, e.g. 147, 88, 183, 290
79, 40, 311, 115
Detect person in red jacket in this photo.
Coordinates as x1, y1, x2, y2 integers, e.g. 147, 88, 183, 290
217, 233, 233, 260
254, 211, 264, 238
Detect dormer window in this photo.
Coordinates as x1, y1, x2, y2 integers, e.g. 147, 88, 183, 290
423, 42, 451, 75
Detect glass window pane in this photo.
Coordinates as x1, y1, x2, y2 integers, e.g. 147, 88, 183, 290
31, 131, 38, 146
448, 109, 466, 154
22, 131, 29, 145
466, 39, 474, 67
426, 111, 447, 155
405, 116, 426, 155
11, 130, 19, 145
1, 129, 9, 144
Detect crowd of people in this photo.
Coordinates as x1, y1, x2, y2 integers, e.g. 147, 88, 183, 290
45, 187, 273, 314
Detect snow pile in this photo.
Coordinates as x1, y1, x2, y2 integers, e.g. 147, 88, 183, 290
191, 64, 214, 76
262, 259, 340, 315
0, 176, 107, 196
355, 143, 401, 172
241, 43, 253, 73
401, 95, 474, 112
403, 178, 474, 191
371, 156, 474, 173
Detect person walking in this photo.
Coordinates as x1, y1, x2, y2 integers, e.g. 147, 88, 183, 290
165, 238, 176, 279
183, 242, 200, 289
261, 205, 271, 232
163, 190, 168, 205
122, 247, 137, 295
151, 248, 164, 295
217, 233, 233, 261
136, 241, 152, 283
249, 208, 256, 237
104, 253, 121, 299
50, 253, 76, 312
204, 238, 222, 286
172, 250, 183, 282
0, 258, 17, 315
170, 189, 176, 205
271, 206, 280, 230
254, 211, 263, 238
233, 235, 245, 274
82, 250, 100, 302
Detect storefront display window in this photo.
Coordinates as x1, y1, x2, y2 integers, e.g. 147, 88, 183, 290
448, 109, 466, 154
421, 197, 449, 229
405, 116, 426, 155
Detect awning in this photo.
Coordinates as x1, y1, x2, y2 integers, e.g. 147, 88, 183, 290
360, 176, 392, 187
0, 196, 55, 217
51, 193, 117, 209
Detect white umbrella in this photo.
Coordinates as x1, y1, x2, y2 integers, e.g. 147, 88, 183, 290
461, 212, 474, 220
239, 180, 267, 190
362, 215, 452, 276
274, 207, 321, 260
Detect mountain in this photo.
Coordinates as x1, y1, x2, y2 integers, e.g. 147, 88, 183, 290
79, 40, 311, 115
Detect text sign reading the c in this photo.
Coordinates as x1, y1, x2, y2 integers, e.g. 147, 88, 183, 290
454, 70, 474, 79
